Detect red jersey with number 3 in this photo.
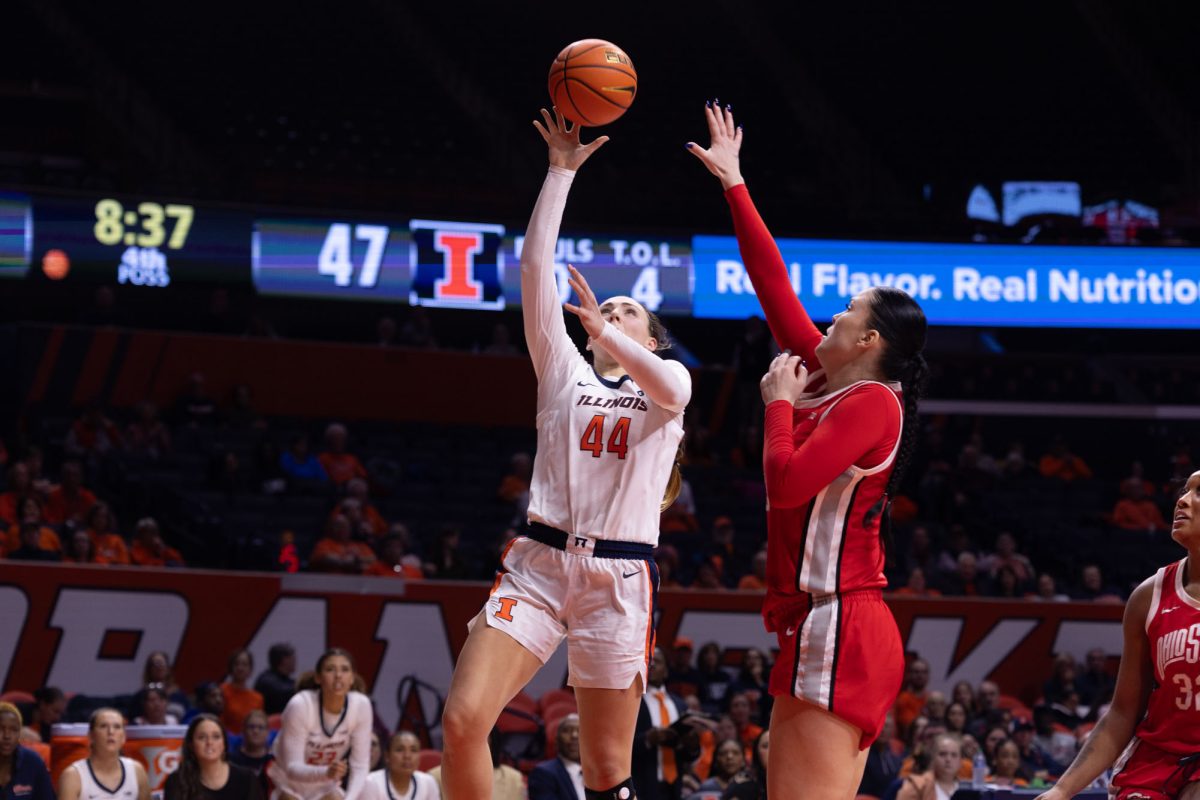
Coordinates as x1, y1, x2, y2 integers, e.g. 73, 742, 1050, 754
1138, 557, 1200, 755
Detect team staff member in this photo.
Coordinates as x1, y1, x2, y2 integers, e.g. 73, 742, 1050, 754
165, 714, 262, 800
0, 703, 54, 800
688, 101, 928, 799
1038, 470, 1200, 800
441, 108, 691, 800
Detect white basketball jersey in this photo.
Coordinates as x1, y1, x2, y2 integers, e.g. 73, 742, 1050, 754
269, 690, 372, 800
521, 167, 690, 546
364, 770, 439, 800
70, 758, 139, 800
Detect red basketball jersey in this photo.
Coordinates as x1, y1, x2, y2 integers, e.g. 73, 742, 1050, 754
1137, 557, 1200, 755
761, 380, 902, 631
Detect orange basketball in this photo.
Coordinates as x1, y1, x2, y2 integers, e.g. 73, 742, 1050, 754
42, 249, 70, 280
548, 39, 637, 127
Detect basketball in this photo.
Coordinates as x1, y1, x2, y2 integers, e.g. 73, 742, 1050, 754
42, 248, 70, 280
547, 39, 637, 127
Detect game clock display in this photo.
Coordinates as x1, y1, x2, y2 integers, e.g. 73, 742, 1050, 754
30, 195, 252, 287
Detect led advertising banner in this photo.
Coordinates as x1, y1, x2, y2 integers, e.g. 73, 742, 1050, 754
253, 216, 692, 314
0, 192, 32, 278
691, 235, 1200, 328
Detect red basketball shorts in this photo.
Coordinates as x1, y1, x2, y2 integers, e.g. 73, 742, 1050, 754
769, 588, 904, 749
1111, 736, 1200, 800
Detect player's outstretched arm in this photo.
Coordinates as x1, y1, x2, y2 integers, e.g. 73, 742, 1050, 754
564, 265, 690, 413
686, 102, 824, 367
522, 108, 608, 384
1035, 577, 1155, 800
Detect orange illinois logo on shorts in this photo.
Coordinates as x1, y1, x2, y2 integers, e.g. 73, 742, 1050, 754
495, 597, 518, 622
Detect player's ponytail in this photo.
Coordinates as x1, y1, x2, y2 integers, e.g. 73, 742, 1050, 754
646, 309, 672, 352
862, 287, 928, 559
660, 443, 685, 511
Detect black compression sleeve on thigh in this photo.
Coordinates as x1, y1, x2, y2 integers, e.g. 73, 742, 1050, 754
583, 777, 636, 800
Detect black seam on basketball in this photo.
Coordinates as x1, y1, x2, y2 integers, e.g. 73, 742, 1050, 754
563, 63, 638, 78
562, 78, 596, 126
563, 41, 611, 59
566, 78, 631, 110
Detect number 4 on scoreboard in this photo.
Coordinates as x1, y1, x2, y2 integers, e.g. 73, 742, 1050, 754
318, 223, 389, 288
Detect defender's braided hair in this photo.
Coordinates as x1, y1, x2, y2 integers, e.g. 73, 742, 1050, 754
861, 286, 929, 558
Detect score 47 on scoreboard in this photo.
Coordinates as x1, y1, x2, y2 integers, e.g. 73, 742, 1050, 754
252, 215, 692, 314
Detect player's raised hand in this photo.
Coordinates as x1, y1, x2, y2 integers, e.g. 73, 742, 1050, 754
685, 99, 745, 190
533, 107, 609, 171
760, 350, 808, 405
563, 265, 606, 340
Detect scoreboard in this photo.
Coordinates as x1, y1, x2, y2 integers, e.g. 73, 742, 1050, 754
252, 216, 692, 314
16, 194, 252, 287
7, 185, 1200, 328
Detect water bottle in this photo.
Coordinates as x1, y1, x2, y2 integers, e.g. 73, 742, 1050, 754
971, 751, 988, 788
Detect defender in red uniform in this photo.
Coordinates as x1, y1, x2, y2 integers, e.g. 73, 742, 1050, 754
1038, 469, 1200, 800
687, 103, 929, 799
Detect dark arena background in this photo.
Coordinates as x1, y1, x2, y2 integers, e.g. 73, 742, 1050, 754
2, 2, 1200, 798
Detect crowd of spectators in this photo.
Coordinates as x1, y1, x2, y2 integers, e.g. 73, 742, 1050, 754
4, 632, 1124, 799
0, 354, 1193, 610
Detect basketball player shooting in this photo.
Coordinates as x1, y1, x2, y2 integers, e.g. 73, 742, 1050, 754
438, 107, 691, 800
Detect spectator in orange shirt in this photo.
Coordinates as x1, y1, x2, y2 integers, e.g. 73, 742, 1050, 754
1111, 478, 1168, 532
727, 692, 763, 749
44, 461, 97, 527
0, 461, 33, 525
309, 515, 376, 574
221, 649, 264, 735
1038, 436, 1093, 482
85, 502, 131, 564
365, 531, 424, 579
317, 423, 367, 487
130, 517, 185, 567
63, 528, 99, 564
5, 496, 61, 554
6, 522, 62, 562
329, 495, 387, 543
894, 567, 942, 597
345, 478, 387, 538
736, 550, 768, 591
894, 657, 932, 737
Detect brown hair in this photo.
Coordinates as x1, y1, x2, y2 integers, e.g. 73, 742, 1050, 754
297, 647, 357, 691
176, 714, 228, 800
645, 309, 671, 352
660, 443, 684, 512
